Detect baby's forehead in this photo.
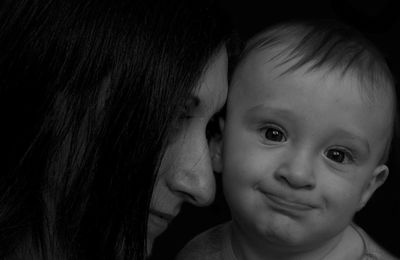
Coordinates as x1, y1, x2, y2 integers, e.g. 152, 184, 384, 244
230, 46, 285, 88
234, 45, 393, 118
232, 44, 394, 105
233, 23, 395, 97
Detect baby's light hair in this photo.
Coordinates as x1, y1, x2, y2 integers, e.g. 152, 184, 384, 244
235, 20, 397, 164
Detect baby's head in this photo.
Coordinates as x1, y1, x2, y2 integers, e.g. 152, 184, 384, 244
216, 21, 396, 253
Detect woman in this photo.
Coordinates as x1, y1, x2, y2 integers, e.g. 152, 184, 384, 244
0, 0, 233, 259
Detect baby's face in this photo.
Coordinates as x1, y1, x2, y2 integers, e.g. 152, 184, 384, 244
221, 48, 392, 250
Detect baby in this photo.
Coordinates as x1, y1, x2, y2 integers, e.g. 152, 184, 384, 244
177, 20, 398, 260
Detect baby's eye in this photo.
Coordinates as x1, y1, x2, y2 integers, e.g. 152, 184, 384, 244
262, 126, 287, 143
325, 148, 354, 164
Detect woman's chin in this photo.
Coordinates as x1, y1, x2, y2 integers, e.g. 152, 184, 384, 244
146, 226, 157, 256
146, 237, 154, 256
146, 216, 168, 255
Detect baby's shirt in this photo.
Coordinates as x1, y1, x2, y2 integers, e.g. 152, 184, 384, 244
352, 224, 398, 260
176, 221, 398, 260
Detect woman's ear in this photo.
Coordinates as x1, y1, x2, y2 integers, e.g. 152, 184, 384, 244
209, 118, 224, 173
358, 164, 389, 211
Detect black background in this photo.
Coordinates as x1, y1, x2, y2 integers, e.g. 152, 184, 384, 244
150, 0, 400, 259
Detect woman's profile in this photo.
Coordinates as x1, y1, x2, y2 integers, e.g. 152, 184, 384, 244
0, 0, 233, 259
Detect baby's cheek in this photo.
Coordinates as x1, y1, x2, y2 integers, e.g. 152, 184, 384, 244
224, 157, 261, 196
319, 179, 360, 219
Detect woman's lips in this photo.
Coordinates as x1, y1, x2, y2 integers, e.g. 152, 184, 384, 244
148, 209, 176, 232
149, 209, 175, 222
147, 209, 178, 253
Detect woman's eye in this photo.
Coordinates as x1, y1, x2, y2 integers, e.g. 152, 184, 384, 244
325, 149, 354, 164
262, 127, 287, 142
178, 113, 192, 121
178, 97, 199, 120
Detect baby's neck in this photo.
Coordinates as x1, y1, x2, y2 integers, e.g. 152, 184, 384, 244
229, 223, 364, 260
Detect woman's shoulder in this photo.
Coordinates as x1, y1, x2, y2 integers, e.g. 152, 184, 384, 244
175, 221, 231, 260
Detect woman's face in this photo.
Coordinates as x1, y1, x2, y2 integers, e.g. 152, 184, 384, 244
147, 48, 228, 250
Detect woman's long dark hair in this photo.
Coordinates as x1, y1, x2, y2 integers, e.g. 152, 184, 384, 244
0, 0, 231, 259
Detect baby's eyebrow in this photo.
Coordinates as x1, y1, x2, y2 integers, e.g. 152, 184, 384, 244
244, 105, 297, 122
330, 129, 370, 154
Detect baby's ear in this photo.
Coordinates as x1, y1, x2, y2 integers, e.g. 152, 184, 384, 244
209, 118, 225, 173
358, 164, 389, 211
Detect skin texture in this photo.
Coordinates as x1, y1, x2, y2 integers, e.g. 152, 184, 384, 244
217, 48, 392, 259
147, 48, 228, 251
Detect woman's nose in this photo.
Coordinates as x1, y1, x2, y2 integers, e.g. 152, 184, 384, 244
169, 135, 216, 206
274, 149, 316, 190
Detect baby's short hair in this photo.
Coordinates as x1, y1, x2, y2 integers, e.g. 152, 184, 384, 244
236, 20, 397, 163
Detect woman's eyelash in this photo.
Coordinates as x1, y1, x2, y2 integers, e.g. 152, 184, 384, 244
177, 96, 201, 120
176, 105, 192, 120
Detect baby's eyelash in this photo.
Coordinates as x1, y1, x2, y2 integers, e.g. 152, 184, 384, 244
259, 123, 288, 143
325, 147, 357, 165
